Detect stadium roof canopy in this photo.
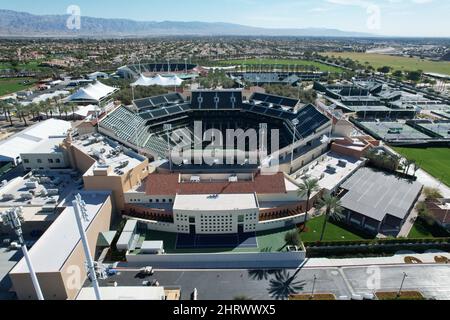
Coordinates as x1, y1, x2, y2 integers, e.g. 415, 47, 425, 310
131, 74, 183, 87
133, 93, 185, 111
66, 81, 117, 104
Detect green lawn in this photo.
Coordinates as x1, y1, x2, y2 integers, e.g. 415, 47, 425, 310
216, 59, 343, 73
0, 78, 37, 96
300, 216, 370, 242
408, 222, 434, 239
408, 217, 450, 239
322, 52, 450, 75
394, 147, 450, 187
0, 60, 45, 72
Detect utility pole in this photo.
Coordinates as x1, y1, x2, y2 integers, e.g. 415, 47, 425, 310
291, 119, 300, 169
310, 274, 317, 299
1, 207, 44, 300
397, 272, 408, 298
72, 194, 102, 300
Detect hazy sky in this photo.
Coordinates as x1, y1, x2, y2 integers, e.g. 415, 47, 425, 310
1, 0, 449, 37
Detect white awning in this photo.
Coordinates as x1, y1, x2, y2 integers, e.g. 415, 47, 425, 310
131, 74, 183, 87
67, 81, 117, 103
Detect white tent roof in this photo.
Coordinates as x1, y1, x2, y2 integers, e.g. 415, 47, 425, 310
131, 74, 183, 87
0, 118, 72, 164
67, 81, 117, 103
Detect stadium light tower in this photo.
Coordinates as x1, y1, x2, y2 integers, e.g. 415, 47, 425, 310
72, 194, 102, 300
1, 207, 44, 300
164, 124, 173, 172
290, 119, 300, 167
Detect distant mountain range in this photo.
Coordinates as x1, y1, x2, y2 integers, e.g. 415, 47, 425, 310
0, 10, 375, 38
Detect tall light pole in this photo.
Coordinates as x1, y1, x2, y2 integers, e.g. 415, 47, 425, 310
291, 119, 300, 169
310, 274, 317, 299
397, 272, 408, 298
72, 194, 102, 300
1, 207, 44, 300
164, 124, 173, 172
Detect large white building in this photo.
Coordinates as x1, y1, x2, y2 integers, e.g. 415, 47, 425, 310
0, 119, 72, 166
124, 172, 312, 235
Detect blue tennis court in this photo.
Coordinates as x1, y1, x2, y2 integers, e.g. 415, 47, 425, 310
176, 232, 258, 249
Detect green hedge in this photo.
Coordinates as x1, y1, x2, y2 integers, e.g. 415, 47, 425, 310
304, 237, 450, 248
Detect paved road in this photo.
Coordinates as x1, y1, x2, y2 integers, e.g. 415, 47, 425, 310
97, 264, 450, 300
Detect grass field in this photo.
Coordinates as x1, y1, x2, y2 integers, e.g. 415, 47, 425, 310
300, 216, 369, 242
322, 52, 450, 75
0, 60, 45, 72
394, 147, 450, 187
0, 78, 37, 96
217, 59, 343, 73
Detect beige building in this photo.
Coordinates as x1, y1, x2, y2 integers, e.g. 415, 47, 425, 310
21, 137, 69, 171
9, 191, 113, 300
62, 133, 150, 211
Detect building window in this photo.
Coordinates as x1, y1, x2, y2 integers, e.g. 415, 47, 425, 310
37, 159, 42, 164
48, 159, 54, 163
23, 159, 30, 164
189, 217, 195, 224
56, 159, 61, 163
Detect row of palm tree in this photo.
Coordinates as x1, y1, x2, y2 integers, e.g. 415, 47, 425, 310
283, 178, 344, 243
0, 96, 78, 127
365, 148, 402, 172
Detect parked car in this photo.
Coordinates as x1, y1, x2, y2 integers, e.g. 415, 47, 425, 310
140, 266, 154, 276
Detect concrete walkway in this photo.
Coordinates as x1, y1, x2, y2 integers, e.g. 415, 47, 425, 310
304, 251, 450, 268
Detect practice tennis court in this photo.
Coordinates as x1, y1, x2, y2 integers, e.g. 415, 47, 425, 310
175, 232, 258, 249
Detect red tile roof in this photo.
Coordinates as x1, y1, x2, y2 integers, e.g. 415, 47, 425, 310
144, 172, 287, 196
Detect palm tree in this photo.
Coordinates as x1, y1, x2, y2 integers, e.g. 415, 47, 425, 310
268, 269, 306, 300
412, 161, 420, 178
390, 154, 401, 171
0, 100, 14, 126
39, 100, 50, 119
28, 103, 41, 121
403, 159, 413, 175
298, 178, 320, 226
284, 230, 301, 248
59, 104, 71, 120
14, 102, 29, 126
67, 102, 78, 121
317, 194, 343, 242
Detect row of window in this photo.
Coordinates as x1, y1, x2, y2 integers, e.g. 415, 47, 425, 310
200, 227, 233, 233
23, 158, 61, 164
129, 198, 173, 203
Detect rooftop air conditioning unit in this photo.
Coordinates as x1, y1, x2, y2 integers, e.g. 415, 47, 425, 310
20, 193, 33, 200
47, 189, 59, 196
2, 194, 15, 201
